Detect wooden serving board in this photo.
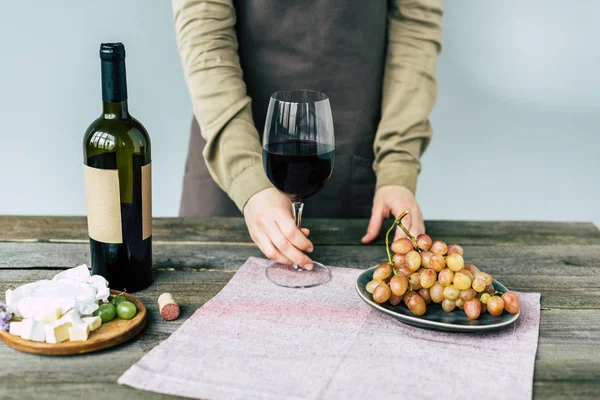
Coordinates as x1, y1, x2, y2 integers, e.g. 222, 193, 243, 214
0, 290, 147, 355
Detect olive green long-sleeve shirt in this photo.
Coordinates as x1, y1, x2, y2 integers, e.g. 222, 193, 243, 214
172, 0, 442, 212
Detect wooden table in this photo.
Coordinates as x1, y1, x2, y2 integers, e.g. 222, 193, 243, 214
1, 216, 599, 399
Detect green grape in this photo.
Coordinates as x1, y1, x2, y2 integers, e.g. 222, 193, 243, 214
480, 293, 492, 304
460, 288, 477, 301
111, 295, 128, 306
502, 292, 521, 314
438, 268, 454, 287
408, 272, 422, 291
390, 275, 408, 297
93, 303, 116, 323
391, 238, 414, 255
403, 290, 417, 306
447, 244, 464, 256
446, 253, 464, 272
461, 269, 474, 282
441, 298, 456, 312
395, 264, 413, 277
418, 288, 432, 304
116, 301, 137, 320
472, 276, 487, 292
430, 240, 448, 255
416, 234, 432, 251
366, 279, 382, 294
389, 293, 402, 306
430, 282, 444, 303
405, 250, 422, 272
464, 299, 482, 320
429, 254, 446, 272
420, 269, 437, 289
487, 296, 504, 316
373, 263, 393, 281
443, 284, 460, 300
474, 271, 493, 286
420, 251, 433, 268
464, 264, 480, 274
392, 253, 405, 266
453, 271, 472, 290
372, 284, 392, 304
455, 298, 465, 309
407, 294, 427, 316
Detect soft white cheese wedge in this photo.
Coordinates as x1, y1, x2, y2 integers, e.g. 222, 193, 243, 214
19, 319, 45, 342
60, 309, 82, 326
68, 323, 90, 342
35, 308, 62, 323
5, 264, 109, 319
82, 316, 102, 332
9, 321, 24, 337
44, 320, 72, 344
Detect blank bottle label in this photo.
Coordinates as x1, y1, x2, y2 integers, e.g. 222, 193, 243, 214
142, 163, 152, 239
83, 165, 123, 243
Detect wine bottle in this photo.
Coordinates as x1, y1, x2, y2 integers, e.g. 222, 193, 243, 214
83, 43, 153, 292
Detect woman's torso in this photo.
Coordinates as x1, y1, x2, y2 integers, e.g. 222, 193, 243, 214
181, 0, 388, 218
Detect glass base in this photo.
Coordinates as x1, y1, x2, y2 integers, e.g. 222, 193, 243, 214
265, 262, 331, 288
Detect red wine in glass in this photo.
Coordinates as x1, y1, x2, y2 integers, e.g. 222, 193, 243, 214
262, 90, 335, 288
263, 140, 334, 202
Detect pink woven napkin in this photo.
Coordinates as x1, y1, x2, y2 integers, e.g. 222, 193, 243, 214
119, 257, 541, 400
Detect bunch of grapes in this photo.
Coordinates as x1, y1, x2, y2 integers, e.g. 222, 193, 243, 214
366, 212, 521, 319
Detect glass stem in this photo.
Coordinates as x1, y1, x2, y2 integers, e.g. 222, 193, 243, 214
292, 201, 304, 270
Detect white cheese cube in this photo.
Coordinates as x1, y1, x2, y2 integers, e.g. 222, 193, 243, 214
68, 323, 90, 342
35, 308, 62, 323
19, 319, 45, 342
59, 309, 82, 326
82, 316, 102, 332
44, 320, 72, 344
9, 321, 23, 337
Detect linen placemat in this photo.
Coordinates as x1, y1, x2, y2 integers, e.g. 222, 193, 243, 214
119, 257, 541, 400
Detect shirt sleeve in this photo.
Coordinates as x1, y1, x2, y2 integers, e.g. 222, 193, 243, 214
373, 0, 443, 194
172, 0, 272, 212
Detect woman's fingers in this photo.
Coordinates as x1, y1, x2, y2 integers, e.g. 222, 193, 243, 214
253, 231, 293, 265
362, 204, 384, 243
276, 218, 314, 252
265, 221, 314, 270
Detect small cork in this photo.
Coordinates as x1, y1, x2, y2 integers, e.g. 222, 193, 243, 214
158, 293, 180, 321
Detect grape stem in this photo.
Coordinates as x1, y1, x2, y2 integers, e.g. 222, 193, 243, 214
385, 210, 420, 271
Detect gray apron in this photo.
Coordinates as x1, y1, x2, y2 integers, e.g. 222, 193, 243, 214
180, 0, 387, 218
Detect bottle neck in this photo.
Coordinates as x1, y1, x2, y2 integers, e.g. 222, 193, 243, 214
102, 101, 129, 119
101, 58, 128, 118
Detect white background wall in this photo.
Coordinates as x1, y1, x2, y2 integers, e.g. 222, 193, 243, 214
0, 1, 598, 223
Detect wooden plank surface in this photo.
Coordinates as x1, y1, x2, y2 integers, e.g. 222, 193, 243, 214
1, 216, 599, 400
1, 269, 600, 399
1, 216, 599, 246
1, 241, 599, 278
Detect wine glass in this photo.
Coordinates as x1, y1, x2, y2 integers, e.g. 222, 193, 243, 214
262, 90, 335, 288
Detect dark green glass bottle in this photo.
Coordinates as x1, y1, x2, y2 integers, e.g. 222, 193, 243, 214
83, 43, 153, 292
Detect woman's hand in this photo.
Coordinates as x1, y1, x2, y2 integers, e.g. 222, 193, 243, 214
244, 188, 314, 269
361, 185, 425, 243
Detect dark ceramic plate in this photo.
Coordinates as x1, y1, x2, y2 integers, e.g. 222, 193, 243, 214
356, 266, 520, 333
